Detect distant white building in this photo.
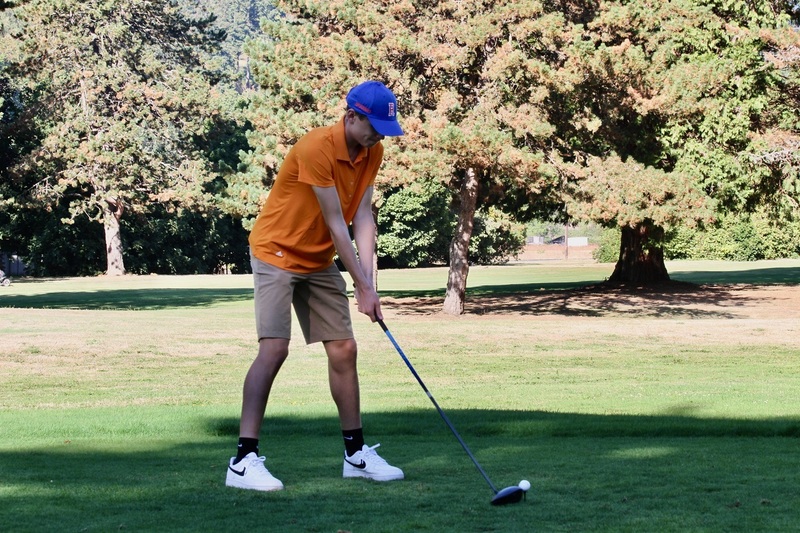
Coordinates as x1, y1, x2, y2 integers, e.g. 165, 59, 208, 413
568, 237, 589, 247
544, 236, 589, 246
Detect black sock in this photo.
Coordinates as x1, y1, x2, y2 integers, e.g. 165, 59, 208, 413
235, 437, 259, 463
342, 428, 364, 457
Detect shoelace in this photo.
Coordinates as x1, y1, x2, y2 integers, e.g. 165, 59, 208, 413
362, 444, 388, 465
248, 455, 270, 471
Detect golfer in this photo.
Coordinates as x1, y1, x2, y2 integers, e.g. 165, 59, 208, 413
226, 81, 405, 491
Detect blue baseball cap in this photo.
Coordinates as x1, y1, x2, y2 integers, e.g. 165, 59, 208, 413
346, 81, 404, 137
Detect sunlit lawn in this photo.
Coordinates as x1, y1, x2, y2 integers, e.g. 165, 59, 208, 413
0, 259, 798, 532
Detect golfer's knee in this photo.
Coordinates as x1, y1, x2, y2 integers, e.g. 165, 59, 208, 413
256, 338, 290, 366
326, 339, 357, 369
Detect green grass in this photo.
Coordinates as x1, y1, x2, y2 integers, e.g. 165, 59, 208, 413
666, 258, 800, 285
1, 259, 799, 532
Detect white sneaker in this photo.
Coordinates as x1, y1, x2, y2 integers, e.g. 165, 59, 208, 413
225, 453, 284, 491
343, 443, 404, 481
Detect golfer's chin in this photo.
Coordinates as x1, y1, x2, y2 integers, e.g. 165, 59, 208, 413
361, 138, 383, 148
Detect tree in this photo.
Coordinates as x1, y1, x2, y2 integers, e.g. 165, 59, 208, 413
1, 9, 48, 257
563, 154, 711, 281
178, 0, 275, 91
376, 178, 454, 268
1, 0, 227, 275
237, 0, 560, 314
376, 179, 526, 268
469, 207, 527, 265
551, 0, 800, 282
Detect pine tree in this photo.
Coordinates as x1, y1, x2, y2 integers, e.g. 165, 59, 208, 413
554, 0, 800, 282
2, 0, 226, 275
177, 0, 274, 90
241, 0, 558, 314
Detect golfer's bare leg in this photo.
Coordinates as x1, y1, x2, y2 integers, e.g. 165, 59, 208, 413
239, 337, 290, 438
325, 338, 361, 430
328, 337, 404, 481
226, 338, 287, 491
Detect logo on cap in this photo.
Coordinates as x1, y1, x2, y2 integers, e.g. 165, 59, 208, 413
346, 80, 404, 137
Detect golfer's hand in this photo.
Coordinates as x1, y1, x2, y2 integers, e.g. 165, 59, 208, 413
354, 284, 383, 322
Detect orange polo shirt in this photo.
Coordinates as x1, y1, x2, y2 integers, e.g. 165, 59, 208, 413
249, 117, 384, 273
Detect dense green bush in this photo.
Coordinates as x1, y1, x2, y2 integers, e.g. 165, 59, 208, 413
665, 212, 800, 261
21, 211, 107, 277
377, 180, 454, 268
662, 226, 698, 260
593, 227, 621, 263
377, 180, 527, 268
751, 213, 800, 260
123, 209, 250, 275
590, 211, 800, 264
469, 208, 527, 265
10, 199, 249, 276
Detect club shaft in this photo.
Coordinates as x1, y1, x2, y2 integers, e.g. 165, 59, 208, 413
378, 319, 499, 494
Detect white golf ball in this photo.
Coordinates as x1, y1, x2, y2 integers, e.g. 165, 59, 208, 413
519, 479, 531, 491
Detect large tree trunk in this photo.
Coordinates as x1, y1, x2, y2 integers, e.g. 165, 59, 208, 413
103, 198, 126, 276
609, 223, 669, 283
443, 167, 479, 315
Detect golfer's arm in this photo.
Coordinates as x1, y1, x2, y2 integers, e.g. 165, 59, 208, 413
351, 186, 376, 283
312, 185, 372, 290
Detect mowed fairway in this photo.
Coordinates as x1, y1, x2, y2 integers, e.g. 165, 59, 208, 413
1, 260, 799, 532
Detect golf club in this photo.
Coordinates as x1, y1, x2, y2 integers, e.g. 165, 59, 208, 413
377, 319, 527, 506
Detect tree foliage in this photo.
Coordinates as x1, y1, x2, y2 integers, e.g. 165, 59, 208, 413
1, 0, 230, 274
3, 0, 800, 282
237, 0, 566, 313
376, 180, 526, 268
227, 0, 800, 294
549, 0, 800, 281
178, 0, 275, 90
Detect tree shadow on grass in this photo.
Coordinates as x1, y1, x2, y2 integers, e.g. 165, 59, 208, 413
2, 410, 799, 532
204, 409, 800, 441
0, 288, 253, 310
386, 282, 761, 318
2, 271, 797, 318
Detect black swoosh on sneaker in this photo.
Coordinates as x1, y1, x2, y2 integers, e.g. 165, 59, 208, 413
345, 458, 367, 469
229, 465, 246, 476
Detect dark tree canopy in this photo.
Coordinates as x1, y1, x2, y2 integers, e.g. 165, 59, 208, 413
2, 0, 799, 283
1, 0, 234, 274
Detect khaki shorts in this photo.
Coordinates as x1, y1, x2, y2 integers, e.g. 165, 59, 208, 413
251, 255, 353, 344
